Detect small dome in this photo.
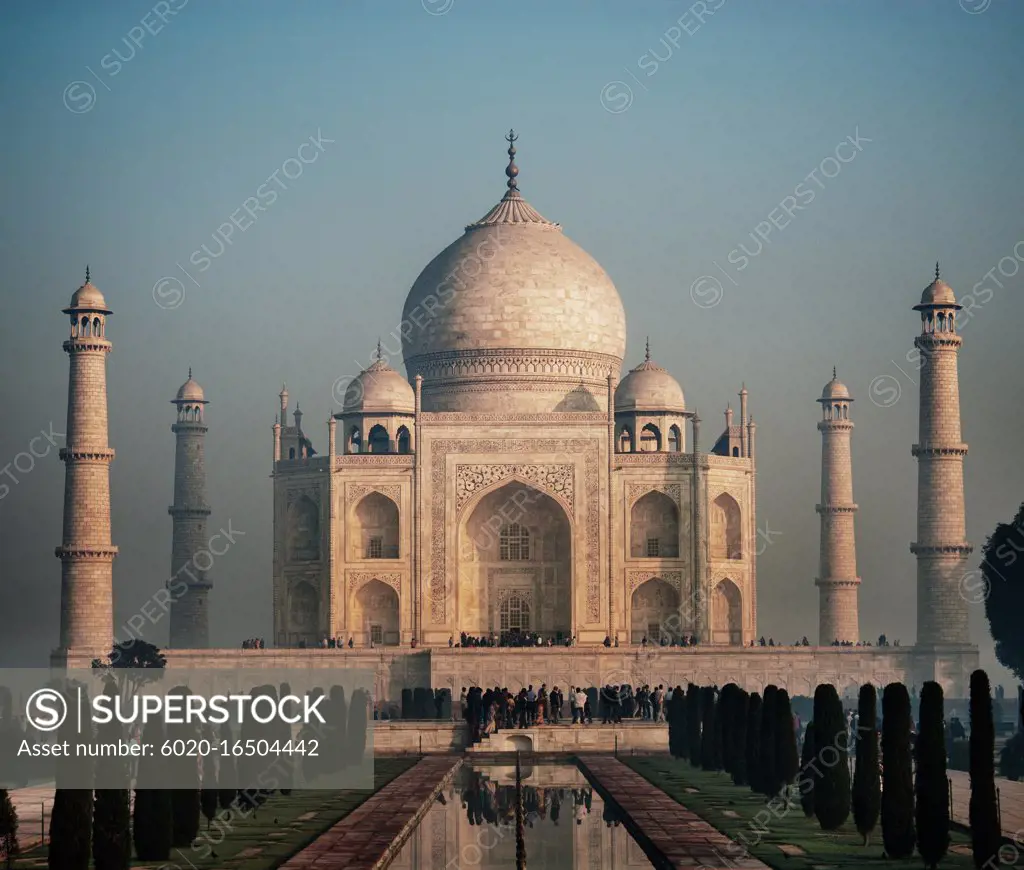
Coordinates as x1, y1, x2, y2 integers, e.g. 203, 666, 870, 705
615, 350, 685, 413
919, 278, 957, 306
64, 274, 110, 314
820, 374, 851, 401
344, 358, 415, 414
174, 371, 206, 403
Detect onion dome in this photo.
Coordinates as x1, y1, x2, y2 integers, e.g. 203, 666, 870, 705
344, 343, 415, 413
63, 266, 111, 314
173, 368, 207, 404
916, 262, 959, 308
820, 367, 851, 401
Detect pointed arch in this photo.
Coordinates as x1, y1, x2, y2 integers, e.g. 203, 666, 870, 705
710, 578, 742, 645
710, 493, 742, 560
347, 426, 361, 454
618, 426, 633, 453
286, 496, 320, 561
367, 424, 390, 454
668, 424, 682, 453
630, 491, 679, 558
351, 578, 399, 645
396, 425, 411, 454
352, 491, 399, 559
639, 423, 661, 452
629, 577, 680, 644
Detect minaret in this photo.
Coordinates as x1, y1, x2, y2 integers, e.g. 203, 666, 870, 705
57, 268, 117, 652
168, 369, 212, 648
815, 368, 860, 644
912, 264, 971, 646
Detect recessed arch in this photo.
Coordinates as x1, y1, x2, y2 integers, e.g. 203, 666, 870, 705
367, 424, 390, 454
351, 578, 399, 646
668, 425, 682, 453
710, 578, 742, 645
288, 581, 319, 646
710, 493, 742, 560
286, 496, 320, 561
630, 491, 679, 558
630, 577, 679, 644
639, 423, 661, 452
347, 426, 361, 454
618, 426, 633, 453
352, 491, 399, 559
396, 425, 411, 454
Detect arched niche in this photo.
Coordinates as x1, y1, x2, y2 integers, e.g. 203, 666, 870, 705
351, 578, 399, 645
287, 496, 320, 561
351, 491, 399, 559
630, 491, 679, 558
710, 578, 742, 645
629, 577, 679, 644
710, 493, 742, 560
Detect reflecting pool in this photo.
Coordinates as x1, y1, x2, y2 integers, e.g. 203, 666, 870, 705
390, 761, 655, 868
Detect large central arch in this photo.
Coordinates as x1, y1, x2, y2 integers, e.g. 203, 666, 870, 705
457, 480, 573, 639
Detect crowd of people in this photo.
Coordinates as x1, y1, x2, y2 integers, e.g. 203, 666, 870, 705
240, 637, 265, 649
747, 634, 901, 648
454, 632, 576, 648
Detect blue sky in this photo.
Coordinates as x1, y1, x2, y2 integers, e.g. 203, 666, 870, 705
1, 0, 1022, 686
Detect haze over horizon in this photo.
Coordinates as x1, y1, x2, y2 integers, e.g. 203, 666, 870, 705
1, 0, 1022, 689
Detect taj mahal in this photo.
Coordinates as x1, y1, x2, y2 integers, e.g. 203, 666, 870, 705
52, 132, 979, 698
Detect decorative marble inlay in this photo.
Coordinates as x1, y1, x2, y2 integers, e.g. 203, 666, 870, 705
430, 438, 601, 624
627, 570, 683, 595
347, 571, 402, 595
626, 483, 681, 507
345, 483, 402, 508
455, 463, 574, 516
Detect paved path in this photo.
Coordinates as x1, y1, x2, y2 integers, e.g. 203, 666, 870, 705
278, 756, 461, 870
579, 756, 768, 870
949, 769, 1024, 838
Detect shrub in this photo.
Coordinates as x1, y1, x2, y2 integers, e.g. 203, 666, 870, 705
915, 681, 949, 869
731, 689, 750, 786
881, 682, 915, 858
0, 789, 18, 869
798, 722, 816, 818
700, 686, 716, 771
686, 684, 701, 767
969, 670, 1000, 869
1000, 731, 1024, 781
746, 692, 762, 793
759, 685, 778, 797
133, 718, 173, 861
812, 683, 850, 830
774, 689, 799, 797
852, 684, 880, 845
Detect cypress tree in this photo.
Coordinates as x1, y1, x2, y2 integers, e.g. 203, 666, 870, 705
774, 689, 799, 799
881, 682, 915, 858
133, 718, 173, 861
700, 686, 717, 770
759, 685, 778, 797
852, 684, 880, 845
969, 670, 1000, 868
746, 692, 763, 794
719, 685, 736, 773
0, 789, 18, 869
686, 684, 702, 767
798, 722, 816, 818
712, 687, 725, 771
218, 722, 236, 810
49, 688, 93, 870
347, 688, 370, 767
92, 711, 131, 870
812, 683, 850, 830
731, 689, 750, 786
915, 681, 949, 868
668, 687, 686, 759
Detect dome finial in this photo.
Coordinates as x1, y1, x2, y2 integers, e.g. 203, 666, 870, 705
505, 129, 519, 192
935, 261, 940, 281
833, 365, 836, 380
85, 265, 90, 284
375, 338, 383, 361
188, 366, 192, 380
645, 336, 650, 362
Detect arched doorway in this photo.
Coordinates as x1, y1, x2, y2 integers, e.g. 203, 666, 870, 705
710, 579, 742, 645
286, 496, 320, 561
630, 491, 679, 558
629, 578, 679, 643
458, 481, 572, 640
351, 579, 400, 646
367, 424, 390, 454
639, 424, 661, 452
288, 581, 319, 647
710, 493, 742, 560
351, 492, 399, 559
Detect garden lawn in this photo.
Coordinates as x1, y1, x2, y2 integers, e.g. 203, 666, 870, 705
622, 756, 1023, 870
17, 756, 417, 870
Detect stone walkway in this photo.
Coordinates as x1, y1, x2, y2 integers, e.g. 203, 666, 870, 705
579, 756, 768, 869
949, 768, 1024, 838
278, 756, 461, 870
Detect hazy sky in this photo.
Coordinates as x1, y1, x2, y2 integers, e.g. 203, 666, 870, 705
1, 1, 1022, 685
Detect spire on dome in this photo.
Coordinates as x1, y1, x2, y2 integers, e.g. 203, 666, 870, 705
85, 265, 90, 284
505, 129, 519, 192
189, 366, 193, 380
935, 261, 940, 281
645, 336, 650, 362
833, 365, 837, 379
376, 338, 383, 361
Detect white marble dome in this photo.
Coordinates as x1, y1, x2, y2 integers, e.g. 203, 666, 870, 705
820, 373, 851, 401
344, 358, 415, 414
65, 276, 110, 313
174, 372, 206, 403
615, 350, 685, 412
401, 142, 626, 412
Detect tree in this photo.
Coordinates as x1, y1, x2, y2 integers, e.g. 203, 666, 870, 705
686, 684, 701, 767
981, 502, 1024, 683
852, 684, 880, 845
668, 687, 687, 759
347, 688, 370, 768
700, 686, 716, 771
746, 692, 763, 794
201, 779, 219, 830
0, 789, 18, 869
774, 689, 799, 799
731, 689, 750, 786
969, 669, 1000, 868
798, 722, 816, 818
50, 686, 93, 870
881, 682, 915, 858
759, 685, 778, 797
218, 722, 237, 810
712, 687, 725, 771
133, 717, 173, 861
91, 639, 166, 709
719, 685, 738, 773
93, 681, 131, 870
916, 681, 949, 869
812, 683, 850, 830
